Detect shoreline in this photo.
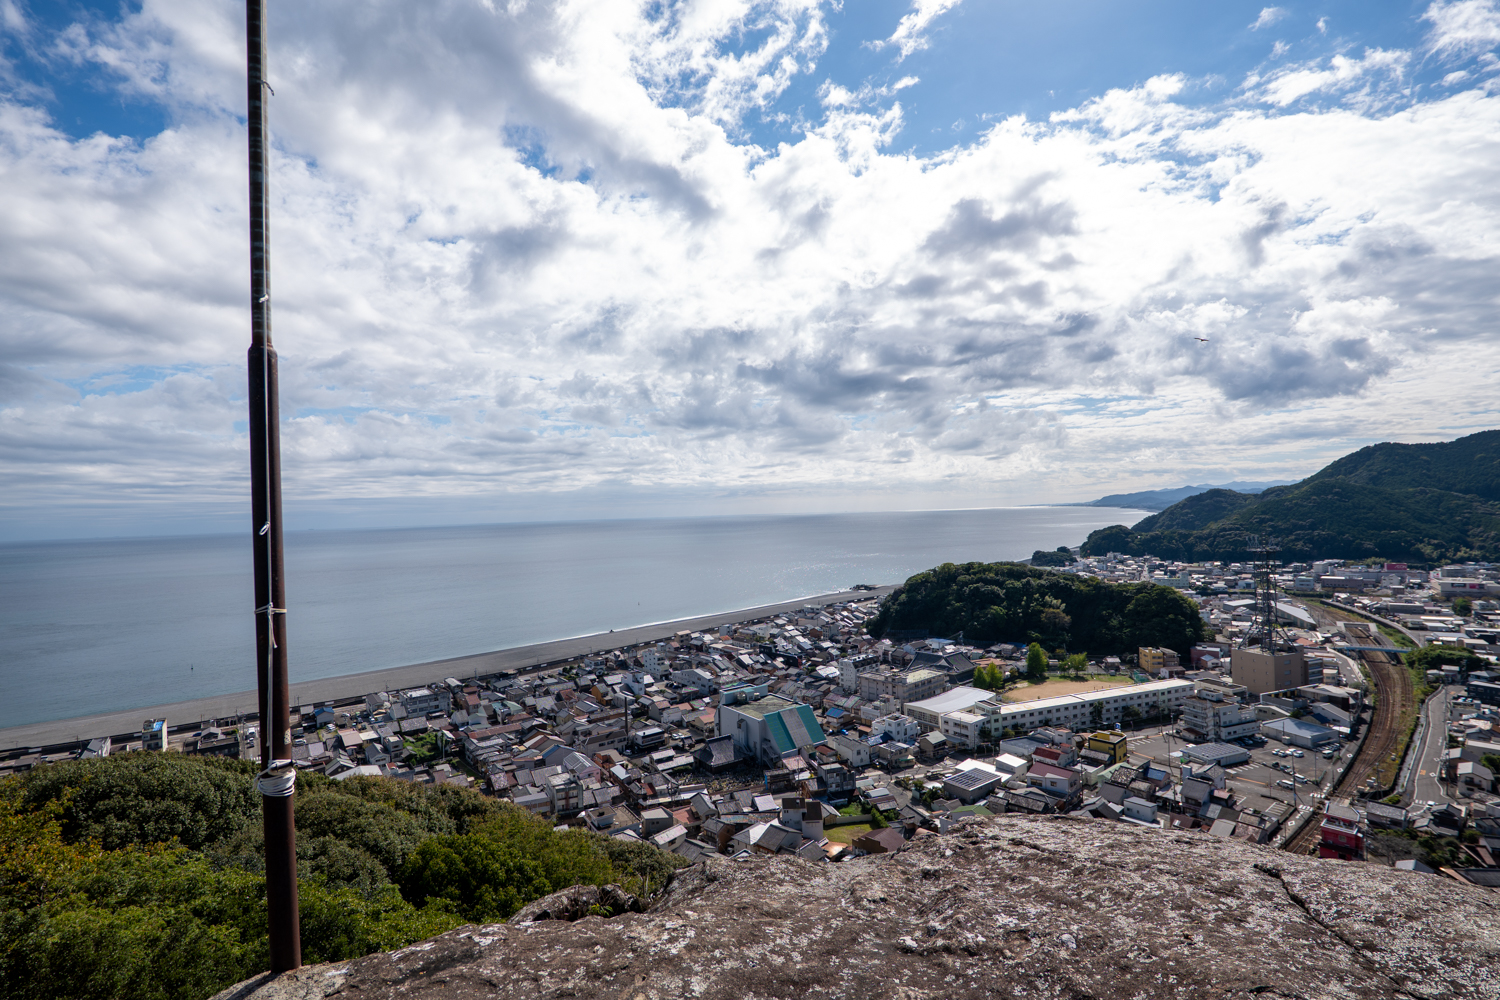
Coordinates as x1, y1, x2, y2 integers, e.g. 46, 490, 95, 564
0, 585, 895, 754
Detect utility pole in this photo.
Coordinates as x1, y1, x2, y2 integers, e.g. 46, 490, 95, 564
246, 0, 300, 973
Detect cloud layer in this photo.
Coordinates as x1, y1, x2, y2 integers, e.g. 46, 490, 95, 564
2, 0, 1500, 531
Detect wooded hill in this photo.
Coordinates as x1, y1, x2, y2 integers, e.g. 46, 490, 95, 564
870, 561, 1206, 655
1079, 430, 1500, 565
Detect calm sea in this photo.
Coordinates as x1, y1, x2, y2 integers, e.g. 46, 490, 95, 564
0, 507, 1138, 728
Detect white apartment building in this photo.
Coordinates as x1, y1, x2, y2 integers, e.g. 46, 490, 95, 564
995, 680, 1194, 734
872, 713, 921, 743
1179, 691, 1260, 742
940, 711, 985, 749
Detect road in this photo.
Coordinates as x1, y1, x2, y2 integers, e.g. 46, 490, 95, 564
0, 585, 894, 754
1402, 685, 1456, 809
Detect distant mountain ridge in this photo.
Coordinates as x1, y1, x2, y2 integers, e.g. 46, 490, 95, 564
1065, 481, 1294, 511
1078, 430, 1500, 566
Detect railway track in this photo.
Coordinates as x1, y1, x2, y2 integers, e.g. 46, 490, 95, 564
1283, 647, 1412, 856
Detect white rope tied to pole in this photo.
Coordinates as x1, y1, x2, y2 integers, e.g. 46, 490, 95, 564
257, 760, 297, 797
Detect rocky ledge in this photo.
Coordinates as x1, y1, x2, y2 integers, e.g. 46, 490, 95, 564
213, 815, 1498, 1000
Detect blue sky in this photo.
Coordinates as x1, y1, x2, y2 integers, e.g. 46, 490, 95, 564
2, 0, 1500, 539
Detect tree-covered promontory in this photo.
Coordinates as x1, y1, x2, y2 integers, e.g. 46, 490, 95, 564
870, 561, 1206, 656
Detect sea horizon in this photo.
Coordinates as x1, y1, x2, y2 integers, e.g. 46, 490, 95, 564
0, 505, 1146, 730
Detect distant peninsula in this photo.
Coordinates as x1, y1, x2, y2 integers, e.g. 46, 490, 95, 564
1060, 481, 1294, 512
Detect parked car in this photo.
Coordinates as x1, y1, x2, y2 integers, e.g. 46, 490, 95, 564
1292, 750, 1305, 758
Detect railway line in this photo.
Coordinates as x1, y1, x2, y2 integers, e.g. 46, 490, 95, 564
1283, 646, 1412, 855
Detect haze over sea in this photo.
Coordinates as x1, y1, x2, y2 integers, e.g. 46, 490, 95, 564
0, 506, 1139, 730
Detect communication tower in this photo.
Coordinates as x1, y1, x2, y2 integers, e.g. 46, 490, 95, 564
1241, 535, 1290, 652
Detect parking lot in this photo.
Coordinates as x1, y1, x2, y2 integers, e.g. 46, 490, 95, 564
1126, 728, 1354, 817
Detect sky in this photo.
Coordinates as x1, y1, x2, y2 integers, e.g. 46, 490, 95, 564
1, 0, 1499, 539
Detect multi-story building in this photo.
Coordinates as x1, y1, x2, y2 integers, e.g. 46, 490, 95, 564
939, 711, 985, 749
1086, 730, 1129, 764
995, 680, 1194, 734
1179, 691, 1260, 742
400, 686, 444, 717
1230, 647, 1307, 695
1318, 801, 1364, 860
857, 667, 948, 704
872, 713, 920, 743
141, 718, 167, 752
1138, 647, 1182, 676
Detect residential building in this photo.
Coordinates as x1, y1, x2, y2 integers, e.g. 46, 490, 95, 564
400, 687, 444, 717
1138, 647, 1181, 676
1025, 761, 1083, 801
1086, 731, 1129, 764
939, 711, 985, 749
873, 713, 921, 743
857, 667, 948, 704
141, 718, 167, 752
1179, 691, 1260, 742
851, 827, 906, 855
1318, 802, 1364, 860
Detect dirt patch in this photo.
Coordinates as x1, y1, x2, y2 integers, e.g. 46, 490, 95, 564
1002, 677, 1133, 702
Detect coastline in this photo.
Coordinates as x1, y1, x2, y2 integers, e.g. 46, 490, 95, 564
0, 585, 895, 754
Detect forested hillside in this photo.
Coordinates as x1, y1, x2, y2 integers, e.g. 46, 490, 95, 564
0, 754, 686, 1000
1079, 430, 1500, 565
870, 562, 1206, 655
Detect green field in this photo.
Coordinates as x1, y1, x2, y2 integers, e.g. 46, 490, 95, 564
824, 823, 872, 844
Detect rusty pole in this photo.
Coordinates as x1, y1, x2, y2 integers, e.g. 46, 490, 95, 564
246, 0, 301, 973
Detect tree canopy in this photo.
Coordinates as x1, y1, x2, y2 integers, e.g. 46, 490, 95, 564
871, 561, 1206, 656
0, 753, 689, 1000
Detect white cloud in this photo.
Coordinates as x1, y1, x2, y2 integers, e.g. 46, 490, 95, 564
869, 0, 963, 62
1251, 7, 1288, 31
2, 0, 1500, 523
1316, 17, 1329, 34
1243, 48, 1410, 108
1423, 0, 1500, 60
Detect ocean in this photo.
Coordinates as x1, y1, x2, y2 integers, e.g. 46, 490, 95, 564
0, 506, 1139, 729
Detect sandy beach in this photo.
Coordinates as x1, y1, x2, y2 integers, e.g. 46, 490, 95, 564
0, 585, 893, 754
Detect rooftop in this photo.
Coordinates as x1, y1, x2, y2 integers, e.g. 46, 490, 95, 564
906, 686, 1000, 716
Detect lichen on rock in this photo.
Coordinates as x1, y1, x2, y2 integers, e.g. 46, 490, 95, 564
211, 815, 1500, 1000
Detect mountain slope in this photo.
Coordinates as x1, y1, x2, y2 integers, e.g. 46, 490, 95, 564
1130, 488, 1259, 532
1079, 430, 1500, 564
1303, 430, 1500, 500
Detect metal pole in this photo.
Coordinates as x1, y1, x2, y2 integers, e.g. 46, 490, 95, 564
246, 0, 300, 973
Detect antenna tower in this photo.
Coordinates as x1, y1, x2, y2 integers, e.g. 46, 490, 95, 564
1241, 535, 1288, 652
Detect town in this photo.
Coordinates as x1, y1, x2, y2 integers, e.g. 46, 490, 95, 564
11, 553, 1499, 888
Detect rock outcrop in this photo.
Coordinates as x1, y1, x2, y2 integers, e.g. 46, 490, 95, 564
212, 815, 1499, 1000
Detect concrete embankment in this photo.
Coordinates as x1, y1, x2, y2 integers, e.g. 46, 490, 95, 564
0, 586, 893, 755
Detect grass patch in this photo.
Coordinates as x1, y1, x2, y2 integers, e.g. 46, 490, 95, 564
824, 824, 872, 845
